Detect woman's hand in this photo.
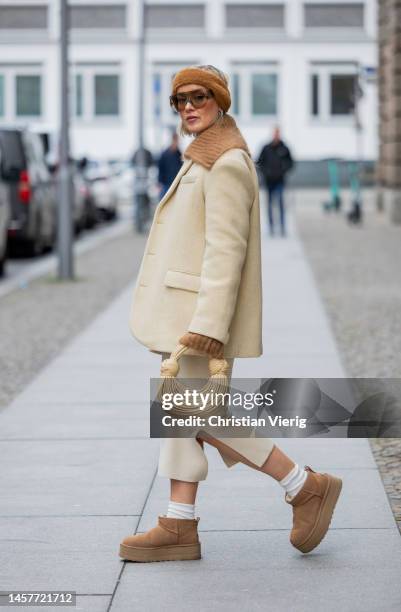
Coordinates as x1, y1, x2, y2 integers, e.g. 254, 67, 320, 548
179, 332, 224, 359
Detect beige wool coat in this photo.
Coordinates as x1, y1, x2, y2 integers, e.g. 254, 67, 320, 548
128, 147, 263, 358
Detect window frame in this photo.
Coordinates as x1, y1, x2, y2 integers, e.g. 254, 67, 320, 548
94, 74, 120, 117
144, 3, 206, 32
224, 3, 286, 31
308, 63, 358, 124
0, 74, 4, 118
230, 63, 280, 122
0, 4, 49, 32
303, 2, 365, 30
68, 4, 127, 31
15, 74, 42, 117
0, 65, 43, 123
70, 64, 122, 122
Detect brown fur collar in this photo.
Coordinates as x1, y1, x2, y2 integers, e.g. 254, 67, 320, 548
183, 114, 251, 169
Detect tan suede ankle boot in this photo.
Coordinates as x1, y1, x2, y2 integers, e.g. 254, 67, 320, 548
119, 515, 201, 562
285, 465, 342, 554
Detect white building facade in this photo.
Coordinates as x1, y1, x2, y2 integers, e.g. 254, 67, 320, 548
0, 0, 378, 167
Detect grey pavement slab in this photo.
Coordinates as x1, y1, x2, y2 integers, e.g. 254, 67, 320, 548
49, 344, 143, 367
0, 400, 149, 439
2, 392, 151, 444
113, 530, 401, 612
0, 439, 158, 516
0, 515, 135, 594
0, 598, 112, 612
12, 369, 150, 404
74, 597, 111, 612
0, 598, 111, 612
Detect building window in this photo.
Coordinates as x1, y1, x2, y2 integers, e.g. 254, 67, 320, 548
310, 64, 357, 121
0, 76, 4, 117
152, 73, 162, 121
71, 65, 121, 121
0, 67, 43, 122
0, 5, 48, 30
230, 64, 279, 120
330, 75, 356, 114
75, 74, 83, 117
225, 3, 284, 29
94, 75, 119, 116
145, 4, 205, 29
16, 75, 41, 116
311, 74, 319, 116
232, 73, 240, 115
68, 4, 126, 29
252, 74, 277, 115
304, 3, 364, 28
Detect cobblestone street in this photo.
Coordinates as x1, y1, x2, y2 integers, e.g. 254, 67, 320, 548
294, 188, 401, 532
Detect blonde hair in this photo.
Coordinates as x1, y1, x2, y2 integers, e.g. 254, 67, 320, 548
177, 64, 229, 137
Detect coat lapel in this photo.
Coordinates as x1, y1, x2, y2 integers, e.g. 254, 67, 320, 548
156, 159, 194, 214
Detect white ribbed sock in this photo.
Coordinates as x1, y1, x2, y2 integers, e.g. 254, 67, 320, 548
166, 500, 196, 520
279, 463, 308, 500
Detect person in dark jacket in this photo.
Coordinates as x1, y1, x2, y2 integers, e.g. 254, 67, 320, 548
257, 127, 294, 236
157, 132, 183, 199
131, 146, 154, 169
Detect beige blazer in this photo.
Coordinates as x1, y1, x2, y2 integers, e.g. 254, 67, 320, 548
128, 147, 263, 358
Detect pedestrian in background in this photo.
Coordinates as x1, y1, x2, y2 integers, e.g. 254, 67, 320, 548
157, 132, 183, 199
257, 127, 294, 237
131, 145, 154, 169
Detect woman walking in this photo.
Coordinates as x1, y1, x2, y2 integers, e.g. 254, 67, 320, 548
119, 65, 342, 562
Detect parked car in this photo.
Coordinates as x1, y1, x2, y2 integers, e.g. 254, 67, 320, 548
75, 157, 100, 229
83, 160, 119, 221
110, 157, 159, 207
0, 127, 56, 256
111, 163, 134, 206
0, 146, 11, 276
33, 128, 89, 235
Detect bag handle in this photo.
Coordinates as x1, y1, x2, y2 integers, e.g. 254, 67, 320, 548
161, 342, 229, 378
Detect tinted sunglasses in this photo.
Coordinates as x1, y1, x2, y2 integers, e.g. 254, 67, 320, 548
169, 89, 214, 112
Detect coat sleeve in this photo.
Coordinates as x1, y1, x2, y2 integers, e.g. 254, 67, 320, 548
187, 155, 255, 344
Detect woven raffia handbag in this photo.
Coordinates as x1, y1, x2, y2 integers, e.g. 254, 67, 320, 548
156, 342, 231, 417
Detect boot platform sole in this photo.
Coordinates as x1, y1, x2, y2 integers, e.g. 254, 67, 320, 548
293, 475, 343, 554
119, 542, 201, 562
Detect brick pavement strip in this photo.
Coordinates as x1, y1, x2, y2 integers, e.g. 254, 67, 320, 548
295, 194, 401, 532
0, 228, 147, 410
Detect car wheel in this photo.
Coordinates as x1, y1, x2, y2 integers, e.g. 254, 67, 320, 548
85, 215, 96, 229
23, 216, 45, 257
23, 237, 41, 257
0, 252, 5, 277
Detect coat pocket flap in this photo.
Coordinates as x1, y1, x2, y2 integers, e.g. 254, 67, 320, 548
164, 269, 201, 293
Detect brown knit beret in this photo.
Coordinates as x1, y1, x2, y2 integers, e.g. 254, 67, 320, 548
171, 66, 231, 112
